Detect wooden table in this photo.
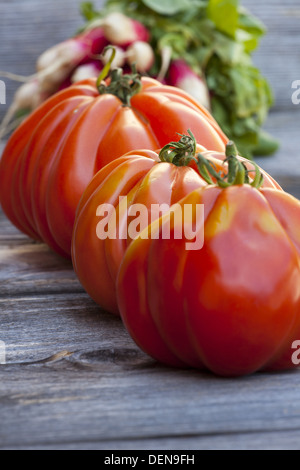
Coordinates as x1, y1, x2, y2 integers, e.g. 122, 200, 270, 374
1, 0, 300, 451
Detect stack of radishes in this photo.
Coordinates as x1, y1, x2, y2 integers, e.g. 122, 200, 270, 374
0, 12, 210, 140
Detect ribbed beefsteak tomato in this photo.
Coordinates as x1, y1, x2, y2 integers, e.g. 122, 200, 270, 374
117, 145, 299, 377
72, 135, 280, 315
0, 68, 228, 258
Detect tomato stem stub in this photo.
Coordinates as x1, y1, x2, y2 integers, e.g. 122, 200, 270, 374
159, 130, 197, 166
195, 141, 264, 189
97, 46, 142, 107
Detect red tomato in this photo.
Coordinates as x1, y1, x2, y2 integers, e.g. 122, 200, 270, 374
117, 152, 299, 377
72, 137, 280, 315
0, 74, 228, 258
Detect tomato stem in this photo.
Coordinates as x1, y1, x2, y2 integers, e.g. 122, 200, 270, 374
194, 141, 264, 189
97, 46, 142, 107
159, 130, 197, 166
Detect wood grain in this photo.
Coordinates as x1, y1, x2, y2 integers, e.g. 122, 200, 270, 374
245, 0, 300, 110
0, 347, 300, 449
0, 238, 82, 297
4, 430, 300, 450
1, 204, 300, 450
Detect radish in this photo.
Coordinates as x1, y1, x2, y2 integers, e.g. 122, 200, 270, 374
36, 27, 108, 92
0, 27, 108, 141
97, 12, 150, 47
38, 61, 74, 93
126, 41, 154, 72
102, 46, 125, 69
80, 27, 109, 57
168, 60, 211, 110
71, 62, 103, 83
37, 27, 107, 72
11, 79, 40, 110
57, 77, 73, 91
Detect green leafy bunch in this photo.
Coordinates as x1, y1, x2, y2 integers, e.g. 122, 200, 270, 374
81, 0, 279, 159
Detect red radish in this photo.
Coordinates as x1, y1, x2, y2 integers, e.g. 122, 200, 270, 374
38, 61, 74, 93
36, 46, 60, 72
71, 62, 103, 83
102, 46, 125, 69
126, 41, 154, 72
168, 60, 211, 111
37, 28, 107, 72
36, 28, 108, 92
101, 13, 150, 47
80, 27, 109, 57
0, 28, 108, 140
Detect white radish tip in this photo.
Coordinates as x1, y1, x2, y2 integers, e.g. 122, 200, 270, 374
15, 80, 40, 109
102, 46, 125, 69
71, 63, 102, 83
179, 76, 211, 111
37, 46, 60, 72
126, 41, 154, 73
103, 13, 138, 46
37, 39, 89, 74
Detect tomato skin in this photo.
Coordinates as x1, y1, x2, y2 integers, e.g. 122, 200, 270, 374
72, 145, 280, 316
117, 185, 300, 377
1, 83, 97, 240
0, 77, 228, 257
72, 152, 159, 314
72, 147, 207, 314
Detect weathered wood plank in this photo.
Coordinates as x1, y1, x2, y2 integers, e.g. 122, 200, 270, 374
276, 177, 300, 200
0, 240, 83, 297
0, 356, 300, 448
245, 0, 300, 110
0, 207, 83, 296
0, 211, 25, 240
0, 293, 136, 363
0, 290, 300, 449
3, 429, 300, 450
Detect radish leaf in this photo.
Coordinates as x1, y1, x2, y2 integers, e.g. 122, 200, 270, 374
79, 0, 280, 157
141, 0, 194, 15
207, 0, 239, 38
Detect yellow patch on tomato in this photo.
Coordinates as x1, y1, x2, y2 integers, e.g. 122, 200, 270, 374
205, 200, 236, 240
255, 211, 282, 235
